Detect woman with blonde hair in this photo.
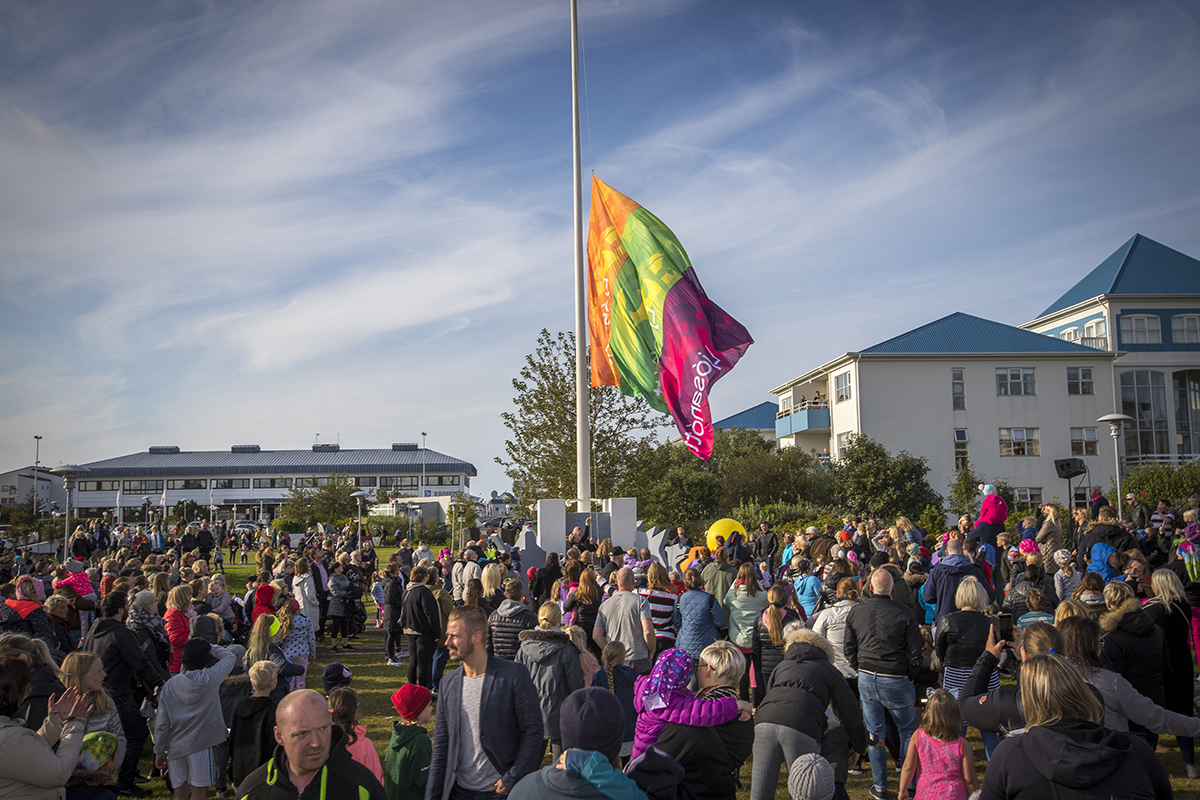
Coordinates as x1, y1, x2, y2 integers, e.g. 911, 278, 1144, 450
55, 651, 127, 767
982, 653, 1171, 798
245, 614, 304, 703
1035, 504, 1062, 570
163, 584, 193, 674
515, 601, 585, 760
564, 567, 603, 656
275, 601, 316, 691
1144, 568, 1196, 768
481, 562, 506, 611
291, 557, 318, 624
563, 625, 601, 684
638, 562, 678, 659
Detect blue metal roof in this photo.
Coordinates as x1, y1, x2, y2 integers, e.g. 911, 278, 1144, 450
78, 447, 477, 478
861, 312, 1106, 355
714, 401, 778, 432
1039, 234, 1200, 317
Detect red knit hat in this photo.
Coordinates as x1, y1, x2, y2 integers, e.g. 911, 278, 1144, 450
392, 685, 433, 721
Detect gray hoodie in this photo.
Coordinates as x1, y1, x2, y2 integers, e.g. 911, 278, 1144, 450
1086, 666, 1200, 737
154, 643, 236, 759
515, 628, 585, 740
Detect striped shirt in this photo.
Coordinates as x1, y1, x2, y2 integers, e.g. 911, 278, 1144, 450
638, 588, 678, 642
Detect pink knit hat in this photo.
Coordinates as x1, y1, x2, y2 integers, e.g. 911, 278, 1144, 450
1018, 538, 1038, 555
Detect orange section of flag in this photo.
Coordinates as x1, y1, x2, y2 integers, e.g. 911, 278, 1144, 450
587, 177, 637, 387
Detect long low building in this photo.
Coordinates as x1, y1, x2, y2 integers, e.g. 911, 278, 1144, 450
73, 442, 477, 522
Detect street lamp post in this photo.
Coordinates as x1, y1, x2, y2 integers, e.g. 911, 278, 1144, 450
33, 436, 42, 521
1099, 413, 1135, 514
50, 465, 89, 560
351, 490, 369, 541
421, 432, 427, 499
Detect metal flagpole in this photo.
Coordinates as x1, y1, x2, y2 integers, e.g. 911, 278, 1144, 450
571, 0, 591, 515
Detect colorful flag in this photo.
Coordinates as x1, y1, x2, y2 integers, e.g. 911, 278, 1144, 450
587, 176, 752, 459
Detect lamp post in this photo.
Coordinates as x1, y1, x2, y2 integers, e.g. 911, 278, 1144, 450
33, 435, 42, 521
421, 432, 427, 498
1098, 414, 1134, 513
50, 465, 89, 560
352, 490, 369, 540
142, 497, 151, 524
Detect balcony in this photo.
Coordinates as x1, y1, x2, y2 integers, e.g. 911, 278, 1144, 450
776, 405, 831, 437
1081, 336, 1109, 350
1122, 453, 1200, 471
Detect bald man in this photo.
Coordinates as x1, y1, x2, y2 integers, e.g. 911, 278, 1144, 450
236, 689, 386, 799
843, 568, 922, 799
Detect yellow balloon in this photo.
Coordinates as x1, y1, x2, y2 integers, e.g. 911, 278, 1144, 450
706, 518, 746, 552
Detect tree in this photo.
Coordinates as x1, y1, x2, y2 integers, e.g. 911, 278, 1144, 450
832, 434, 943, 521
497, 329, 670, 511
947, 461, 982, 520
279, 474, 358, 525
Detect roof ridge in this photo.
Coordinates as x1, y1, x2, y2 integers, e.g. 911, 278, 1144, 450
1108, 232, 1143, 293
860, 311, 967, 352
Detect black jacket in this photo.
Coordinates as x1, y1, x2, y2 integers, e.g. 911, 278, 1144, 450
751, 606, 800, 686
980, 720, 1171, 800
755, 639, 867, 752
236, 724, 386, 800
19, 661, 65, 730
1101, 597, 1165, 703
757, 530, 779, 561
1144, 599, 1195, 715
82, 616, 163, 699
487, 600, 539, 661
843, 595, 922, 679
935, 610, 995, 670
228, 695, 277, 786
1168, 558, 1200, 607
1075, 524, 1138, 572
400, 584, 440, 640
958, 650, 1024, 734
655, 714, 754, 800
530, 566, 561, 608
383, 575, 405, 633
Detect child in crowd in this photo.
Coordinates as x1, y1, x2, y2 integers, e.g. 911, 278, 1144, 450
386, 685, 434, 800
240, 537, 249, 564
630, 647, 751, 759
897, 689, 977, 800
213, 544, 225, 573
327, 562, 352, 652
67, 731, 120, 800
371, 571, 386, 628
228, 661, 279, 787
1182, 509, 1200, 546
329, 687, 384, 786
592, 641, 636, 760
785, 754, 836, 800
564, 625, 600, 685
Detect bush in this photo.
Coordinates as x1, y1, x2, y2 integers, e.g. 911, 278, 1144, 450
1119, 462, 1200, 511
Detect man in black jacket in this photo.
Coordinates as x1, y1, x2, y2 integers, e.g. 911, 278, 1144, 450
82, 590, 162, 797
487, 579, 538, 660
428, 605, 542, 800
401, 564, 441, 688
756, 523, 779, 574
843, 569, 922, 800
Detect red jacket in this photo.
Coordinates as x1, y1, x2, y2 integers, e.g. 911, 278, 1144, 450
164, 607, 190, 673
251, 584, 277, 623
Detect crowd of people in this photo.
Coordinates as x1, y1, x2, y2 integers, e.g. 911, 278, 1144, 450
0, 486, 1197, 800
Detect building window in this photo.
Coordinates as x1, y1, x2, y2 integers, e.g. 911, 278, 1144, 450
1172, 315, 1200, 344
996, 368, 1036, 396
253, 478, 292, 489
426, 475, 460, 486
1085, 319, 1107, 340
1120, 315, 1161, 345
122, 480, 164, 492
834, 372, 852, 403
166, 479, 207, 490
779, 396, 792, 416
79, 480, 119, 492
1120, 370, 1170, 458
1071, 427, 1098, 456
354, 477, 377, 488
952, 368, 965, 410
999, 428, 1040, 456
381, 476, 419, 488
315, 477, 331, 486
836, 432, 853, 460
294, 478, 316, 488
954, 429, 969, 471
1013, 488, 1043, 505
1067, 367, 1094, 396
1073, 486, 1089, 508
211, 479, 250, 490
1058, 328, 1080, 342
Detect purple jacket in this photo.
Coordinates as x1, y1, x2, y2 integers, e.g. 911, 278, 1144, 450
623, 555, 653, 569
630, 674, 739, 758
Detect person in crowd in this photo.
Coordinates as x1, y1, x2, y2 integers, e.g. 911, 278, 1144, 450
593, 568, 655, 675
1004, 563, 1056, 619
326, 561, 352, 653
427, 605, 543, 800
564, 625, 600, 685
638, 562, 679, 660
1074, 506, 1137, 572
896, 689, 977, 800
754, 583, 804, 703
227, 661, 279, 788
531, 553, 562, 608
82, 590, 162, 797
487, 578, 538, 661
152, 637, 236, 800
923, 538, 993, 623
844, 568, 922, 800
1127, 493, 1154, 531
591, 641, 636, 761
2, 575, 65, 661
235, 689, 386, 799
400, 563, 441, 689
328, 686, 384, 786
563, 568, 603, 657
0, 632, 65, 731
163, 584, 194, 675
651, 641, 755, 800
751, 626, 866, 800
382, 563, 406, 667
386, 685, 433, 800
790, 558, 822, 618
725, 563, 769, 700
291, 557, 318, 625
245, 614, 303, 704
1053, 550, 1081, 601
42, 593, 76, 657
981, 653, 1171, 799
673, 567, 727, 663
515, 602, 585, 760
1100, 580, 1166, 718
276, 601, 316, 691
56, 652, 127, 770
934, 577, 999, 759
0, 655, 93, 800
811, 577, 859, 690
1034, 504, 1062, 569
758, 522, 780, 574
701, 549, 737, 619
958, 623, 1062, 736
481, 563, 506, 614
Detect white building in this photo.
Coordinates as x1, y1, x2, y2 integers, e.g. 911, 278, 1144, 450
72, 443, 477, 522
0, 466, 65, 514
772, 312, 1119, 507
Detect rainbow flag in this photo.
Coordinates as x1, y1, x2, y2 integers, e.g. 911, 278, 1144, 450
587, 176, 753, 459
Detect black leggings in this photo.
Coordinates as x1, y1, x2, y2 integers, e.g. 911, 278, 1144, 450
328, 615, 349, 639
407, 635, 434, 688
386, 631, 405, 661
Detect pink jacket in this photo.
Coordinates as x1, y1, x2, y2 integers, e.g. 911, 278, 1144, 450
979, 494, 1008, 526
345, 725, 384, 785
53, 572, 95, 598
630, 674, 739, 758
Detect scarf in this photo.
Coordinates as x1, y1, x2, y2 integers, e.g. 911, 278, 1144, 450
127, 606, 170, 648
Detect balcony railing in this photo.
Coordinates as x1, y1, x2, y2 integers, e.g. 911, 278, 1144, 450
1123, 453, 1200, 470
776, 399, 830, 419
1080, 336, 1109, 350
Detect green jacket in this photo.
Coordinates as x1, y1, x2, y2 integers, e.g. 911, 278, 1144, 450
385, 721, 431, 800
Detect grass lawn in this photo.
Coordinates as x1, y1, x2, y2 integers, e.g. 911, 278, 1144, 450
134, 549, 1200, 799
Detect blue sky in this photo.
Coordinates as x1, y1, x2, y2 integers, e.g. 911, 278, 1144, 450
2, 0, 1199, 497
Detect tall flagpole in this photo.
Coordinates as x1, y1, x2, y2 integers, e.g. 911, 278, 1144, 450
571, 0, 591, 514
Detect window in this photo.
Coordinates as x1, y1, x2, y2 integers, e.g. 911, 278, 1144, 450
954, 429, 969, 471
1120, 315, 1161, 345
1120, 370, 1169, 457
166, 479, 206, 490
294, 477, 316, 488
79, 481, 119, 492
952, 368, 965, 410
779, 396, 792, 415
1073, 486, 1089, 509
253, 478, 292, 489
1172, 315, 1200, 344
315, 477, 331, 486
834, 372, 852, 403
354, 477, 377, 487
1058, 328, 1080, 342
1013, 488, 1043, 505
1067, 367, 1094, 396
999, 428, 1040, 456
381, 476, 419, 488
996, 368, 1036, 396
426, 475, 460, 486
1085, 319, 1107, 339
122, 480, 164, 492
212, 479, 250, 490
1071, 427, 1098, 456
836, 432, 853, 460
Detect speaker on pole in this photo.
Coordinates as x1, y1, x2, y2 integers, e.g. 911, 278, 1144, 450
1054, 458, 1087, 480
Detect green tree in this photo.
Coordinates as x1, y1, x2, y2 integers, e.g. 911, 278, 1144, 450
832, 434, 943, 521
279, 474, 358, 525
947, 462, 981, 520
497, 329, 670, 512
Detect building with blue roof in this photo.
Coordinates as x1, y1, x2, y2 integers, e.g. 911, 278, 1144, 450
1023, 234, 1200, 470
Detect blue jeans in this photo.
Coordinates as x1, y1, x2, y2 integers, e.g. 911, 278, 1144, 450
858, 672, 918, 793
432, 646, 449, 691
113, 694, 149, 789
450, 784, 505, 800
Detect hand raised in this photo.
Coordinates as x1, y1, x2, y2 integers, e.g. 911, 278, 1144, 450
47, 687, 81, 719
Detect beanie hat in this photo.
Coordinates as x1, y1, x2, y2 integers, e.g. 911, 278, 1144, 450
66, 560, 85, 574
979, 483, 997, 497
181, 637, 211, 671
526, 566, 537, 582
392, 684, 433, 721
77, 731, 119, 772
1054, 549, 1072, 567
322, 662, 353, 693
1018, 538, 1038, 555
558, 687, 625, 762
787, 754, 835, 800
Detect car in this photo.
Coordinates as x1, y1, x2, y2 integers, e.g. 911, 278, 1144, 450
234, 521, 263, 532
